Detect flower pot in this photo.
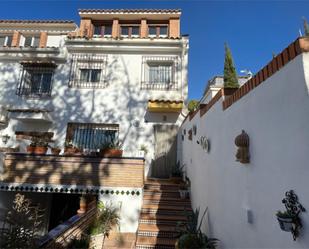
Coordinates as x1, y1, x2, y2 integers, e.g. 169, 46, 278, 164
277, 216, 294, 232
51, 148, 61, 155
77, 197, 87, 215
64, 147, 80, 155
99, 149, 123, 158
26, 145, 35, 154
33, 146, 48, 155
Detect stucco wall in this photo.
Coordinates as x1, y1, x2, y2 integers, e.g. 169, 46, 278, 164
178, 53, 309, 248
0, 38, 188, 177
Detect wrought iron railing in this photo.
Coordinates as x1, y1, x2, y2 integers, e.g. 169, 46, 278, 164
16, 65, 56, 98
141, 56, 180, 91
68, 54, 108, 89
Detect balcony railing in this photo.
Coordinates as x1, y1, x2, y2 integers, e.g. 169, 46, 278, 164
1, 153, 144, 189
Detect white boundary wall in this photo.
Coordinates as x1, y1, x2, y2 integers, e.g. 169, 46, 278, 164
178, 53, 309, 248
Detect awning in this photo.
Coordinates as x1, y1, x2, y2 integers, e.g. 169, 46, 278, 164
147, 100, 183, 113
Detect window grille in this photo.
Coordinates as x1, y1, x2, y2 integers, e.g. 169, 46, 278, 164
68, 53, 108, 88
66, 123, 119, 150
141, 56, 179, 90
0, 35, 12, 47
16, 64, 56, 97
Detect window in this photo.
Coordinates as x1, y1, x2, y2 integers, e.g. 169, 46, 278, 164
80, 69, 101, 82
94, 24, 112, 36
69, 54, 107, 88
66, 123, 119, 151
148, 63, 172, 84
141, 56, 179, 90
148, 25, 168, 37
120, 26, 140, 37
17, 64, 56, 97
24, 36, 40, 47
0, 35, 12, 47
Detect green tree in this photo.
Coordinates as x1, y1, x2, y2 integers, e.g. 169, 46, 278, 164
188, 100, 199, 112
223, 43, 239, 88
303, 17, 309, 36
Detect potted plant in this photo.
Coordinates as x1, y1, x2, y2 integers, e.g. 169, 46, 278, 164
138, 144, 148, 158
176, 207, 218, 249
99, 141, 123, 158
276, 211, 295, 232
26, 138, 37, 154
170, 161, 184, 184
179, 177, 191, 199
51, 146, 61, 155
34, 139, 48, 155
64, 140, 80, 155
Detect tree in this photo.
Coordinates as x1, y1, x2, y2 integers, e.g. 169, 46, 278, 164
303, 17, 309, 36
188, 100, 199, 112
223, 43, 239, 88
0, 193, 45, 248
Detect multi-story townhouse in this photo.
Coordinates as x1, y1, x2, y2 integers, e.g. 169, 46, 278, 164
0, 9, 188, 242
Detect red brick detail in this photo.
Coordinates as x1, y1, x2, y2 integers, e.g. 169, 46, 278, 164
169, 18, 180, 38
140, 19, 148, 38
79, 18, 93, 38
39, 32, 48, 48
222, 37, 309, 110
112, 19, 119, 38
11, 31, 20, 47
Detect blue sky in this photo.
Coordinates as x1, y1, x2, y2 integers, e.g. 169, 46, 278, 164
0, 0, 308, 100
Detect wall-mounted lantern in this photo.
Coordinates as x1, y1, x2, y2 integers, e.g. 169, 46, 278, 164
276, 190, 306, 240
235, 130, 250, 164
188, 129, 192, 141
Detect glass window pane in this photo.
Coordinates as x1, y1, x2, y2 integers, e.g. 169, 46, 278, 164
41, 73, 52, 93
132, 26, 139, 36
33, 37, 40, 47
90, 69, 101, 82
121, 26, 129, 36
24, 37, 32, 47
80, 69, 90, 82
160, 26, 168, 36
104, 25, 112, 35
149, 26, 157, 36
0, 37, 5, 46
94, 26, 102, 35
6, 36, 12, 46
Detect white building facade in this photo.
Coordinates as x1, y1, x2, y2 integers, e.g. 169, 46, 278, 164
0, 9, 188, 237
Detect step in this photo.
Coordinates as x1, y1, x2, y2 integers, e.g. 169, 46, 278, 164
143, 191, 180, 199
138, 223, 178, 232
144, 184, 181, 191
135, 236, 177, 248
143, 199, 191, 206
140, 213, 188, 222
142, 204, 192, 211
143, 195, 190, 202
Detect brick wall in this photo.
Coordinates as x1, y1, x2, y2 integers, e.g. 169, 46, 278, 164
3, 154, 145, 188
169, 18, 180, 38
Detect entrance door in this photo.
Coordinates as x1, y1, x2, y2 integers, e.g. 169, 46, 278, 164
152, 124, 178, 178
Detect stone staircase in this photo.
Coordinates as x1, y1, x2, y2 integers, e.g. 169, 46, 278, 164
135, 179, 191, 249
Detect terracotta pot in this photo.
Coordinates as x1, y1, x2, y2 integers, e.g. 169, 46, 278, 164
51, 148, 61, 155
34, 146, 48, 155
26, 146, 35, 154
100, 149, 123, 158
64, 147, 79, 155
77, 197, 87, 215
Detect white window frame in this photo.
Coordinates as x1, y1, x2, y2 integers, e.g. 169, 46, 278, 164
0, 35, 13, 47
20, 35, 40, 47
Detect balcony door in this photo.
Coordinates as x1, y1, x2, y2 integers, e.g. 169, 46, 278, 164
152, 124, 178, 178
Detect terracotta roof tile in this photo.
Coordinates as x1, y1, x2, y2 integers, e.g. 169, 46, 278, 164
78, 9, 181, 14
0, 20, 75, 24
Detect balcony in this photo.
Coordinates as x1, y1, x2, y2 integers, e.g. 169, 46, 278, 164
0, 153, 144, 191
